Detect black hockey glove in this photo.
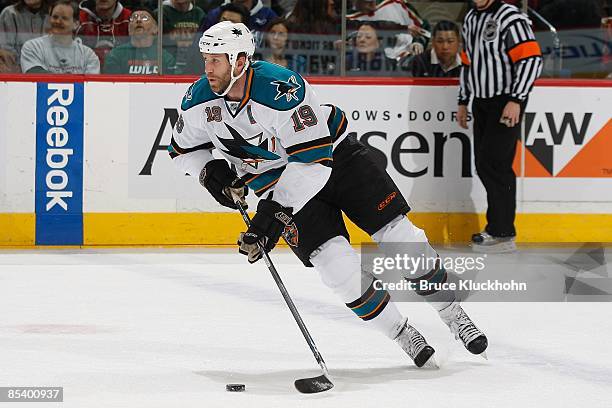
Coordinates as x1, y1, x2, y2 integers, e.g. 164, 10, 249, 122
199, 159, 248, 210
237, 199, 293, 263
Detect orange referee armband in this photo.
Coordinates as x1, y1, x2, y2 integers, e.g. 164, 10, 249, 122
507, 40, 542, 63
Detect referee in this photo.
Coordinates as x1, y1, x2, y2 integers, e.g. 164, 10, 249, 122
457, 0, 542, 252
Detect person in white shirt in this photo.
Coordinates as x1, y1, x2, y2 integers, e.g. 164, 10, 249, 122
348, 0, 431, 55
20, 0, 100, 73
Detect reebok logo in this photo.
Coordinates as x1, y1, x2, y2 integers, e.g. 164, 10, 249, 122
44, 84, 74, 211
35, 82, 84, 245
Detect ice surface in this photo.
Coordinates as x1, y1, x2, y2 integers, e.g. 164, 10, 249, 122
0, 247, 610, 408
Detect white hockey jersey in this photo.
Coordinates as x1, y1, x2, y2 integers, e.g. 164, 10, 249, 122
169, 61, 348, 212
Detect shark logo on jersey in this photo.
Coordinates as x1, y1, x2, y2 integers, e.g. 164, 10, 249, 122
232, 28, 243, 37
271, 76, 301, 102
217, 123, 280, 169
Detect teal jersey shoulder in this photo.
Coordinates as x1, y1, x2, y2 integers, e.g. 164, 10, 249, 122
181, 76, 221, 110
249, 61, 306, 111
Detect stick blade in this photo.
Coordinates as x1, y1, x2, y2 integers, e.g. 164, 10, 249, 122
294, 374, 334, 394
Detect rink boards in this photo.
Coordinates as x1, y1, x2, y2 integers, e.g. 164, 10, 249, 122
0, 77, 611, 245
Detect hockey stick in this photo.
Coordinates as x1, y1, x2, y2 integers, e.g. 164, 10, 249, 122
234, 199, 334, 394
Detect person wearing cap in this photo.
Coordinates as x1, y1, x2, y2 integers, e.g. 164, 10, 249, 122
103, 8, 175, 74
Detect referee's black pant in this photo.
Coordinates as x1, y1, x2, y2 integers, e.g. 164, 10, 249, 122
472, 95, 526, 238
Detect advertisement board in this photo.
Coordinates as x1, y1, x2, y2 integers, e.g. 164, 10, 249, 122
0, 77, 610, 245
34, 83, 84, 245
113, 82, 612, 213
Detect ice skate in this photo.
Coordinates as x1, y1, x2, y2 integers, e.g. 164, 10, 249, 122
439, 301, 488, 357
394, 319, 437, 368
471, 231, 516, 253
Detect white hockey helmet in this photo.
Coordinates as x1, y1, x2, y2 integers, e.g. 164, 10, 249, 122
199, 21, 256, 96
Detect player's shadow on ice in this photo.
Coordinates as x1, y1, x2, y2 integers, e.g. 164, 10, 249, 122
194, 363, 483, 395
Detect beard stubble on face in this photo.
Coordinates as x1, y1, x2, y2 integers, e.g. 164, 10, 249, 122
209, 70, 231, 93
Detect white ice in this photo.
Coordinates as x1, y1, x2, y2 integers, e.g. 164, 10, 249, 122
0, 248, 610, 408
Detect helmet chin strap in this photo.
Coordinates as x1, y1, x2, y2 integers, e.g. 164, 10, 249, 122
213, 56, 251, 97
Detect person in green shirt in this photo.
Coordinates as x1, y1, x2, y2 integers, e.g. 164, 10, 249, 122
155, 0, 205, 73
103, 8, 175, 74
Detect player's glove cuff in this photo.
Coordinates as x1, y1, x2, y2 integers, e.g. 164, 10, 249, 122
238, 199, 293, 262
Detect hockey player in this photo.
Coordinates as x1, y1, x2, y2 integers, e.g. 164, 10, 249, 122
169, 21, 488, 367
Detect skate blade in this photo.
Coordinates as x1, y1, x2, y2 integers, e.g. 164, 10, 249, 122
471, 242, 516, 254
479, 351, 488, 360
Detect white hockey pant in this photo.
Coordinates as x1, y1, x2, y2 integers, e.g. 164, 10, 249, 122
310, 236, 405, 340
371, 215, 456, 311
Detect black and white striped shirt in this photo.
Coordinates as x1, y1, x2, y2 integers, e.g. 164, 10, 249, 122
458, 1, 543, 104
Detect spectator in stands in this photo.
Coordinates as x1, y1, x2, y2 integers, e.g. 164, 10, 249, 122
348, 0, 430, 55
261, 16, 307, 72
346, 22, 385, 72
346, 21, 407, 75
0, 0, 49, 72
286, 0, 339, 35
218, 1, 248, 23
411, 20, 461, 77
21, 0, 100, 73
282, 0, 339, 76
155, 0, 205, 73
103, 8, 175, 74
349, 21, 380, 69
262, 17, 289, 66
199, 0, 276, 34
183, 2, 248, 74
76, 0, 132, 66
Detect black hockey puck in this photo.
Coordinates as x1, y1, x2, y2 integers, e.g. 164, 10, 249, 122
226, 384, 245, 392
